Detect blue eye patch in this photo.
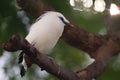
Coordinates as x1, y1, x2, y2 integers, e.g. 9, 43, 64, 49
58, 16, 67, 24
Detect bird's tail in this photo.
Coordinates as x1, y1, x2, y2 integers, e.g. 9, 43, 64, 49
18, 52, 32, 77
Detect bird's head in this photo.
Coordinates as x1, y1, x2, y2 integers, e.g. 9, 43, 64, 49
36, 11, 73, 27
57, 13, 69, 25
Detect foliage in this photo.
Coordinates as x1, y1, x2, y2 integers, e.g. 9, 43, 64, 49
0, 0, 120, 80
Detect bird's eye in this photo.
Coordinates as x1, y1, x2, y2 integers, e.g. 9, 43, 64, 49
58, 16, 67, 24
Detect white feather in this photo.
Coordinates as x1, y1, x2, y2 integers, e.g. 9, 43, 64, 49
22, 11, 69, 70
26, 11, 68, 53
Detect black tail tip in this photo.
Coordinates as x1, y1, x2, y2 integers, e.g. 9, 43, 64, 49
20, 66, 26, 77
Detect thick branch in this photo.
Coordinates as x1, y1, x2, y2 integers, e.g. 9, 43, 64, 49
76, 38, 120, 79
63, 23, 108, 58
17, 0, 54, 18
3, 35, 80, 80
3, 0, 120, 80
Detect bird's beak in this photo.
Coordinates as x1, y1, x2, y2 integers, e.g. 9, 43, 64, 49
66, 21, 74, 27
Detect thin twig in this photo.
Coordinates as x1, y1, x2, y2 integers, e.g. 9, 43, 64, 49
104, 0, 112, 34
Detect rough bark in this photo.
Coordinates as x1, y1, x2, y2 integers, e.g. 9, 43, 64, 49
2, 0, 120, 80
3, 35, 80, 80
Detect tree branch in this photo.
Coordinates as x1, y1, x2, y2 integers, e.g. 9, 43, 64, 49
104, 0, 112, 34
17, 0, 54, 18
2, 0, 120, 80
3, 35, 80, 80
63, 23, 108, 58
76, 38, 120, 79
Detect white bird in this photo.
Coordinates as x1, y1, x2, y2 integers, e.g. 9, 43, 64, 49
18, 11, 70, 77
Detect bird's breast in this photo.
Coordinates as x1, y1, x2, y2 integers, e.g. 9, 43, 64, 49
25, 22, 64, 53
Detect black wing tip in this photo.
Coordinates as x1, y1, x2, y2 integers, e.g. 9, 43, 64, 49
18, 52, 24, 64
